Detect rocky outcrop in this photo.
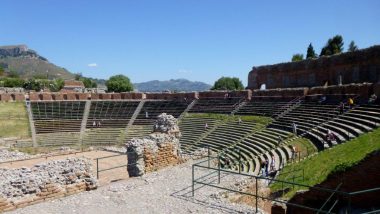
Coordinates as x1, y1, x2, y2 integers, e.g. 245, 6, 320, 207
0, 45, 46, 61
126, 113, 181, 176
0, 149, 34, 163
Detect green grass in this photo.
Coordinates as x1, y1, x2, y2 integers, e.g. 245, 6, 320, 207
270, 127, 380, 199
0, 102, 30, 138
287, 137, 318, 158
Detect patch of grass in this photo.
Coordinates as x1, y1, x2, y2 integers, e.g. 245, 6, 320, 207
287, 137, 318, 158
0, 102, 30, 138
270, 127, 380, 199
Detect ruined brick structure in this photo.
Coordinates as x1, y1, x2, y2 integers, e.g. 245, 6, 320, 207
248, 45, 380, 89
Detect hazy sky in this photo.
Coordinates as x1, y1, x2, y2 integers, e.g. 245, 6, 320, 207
1, 0, 379, 85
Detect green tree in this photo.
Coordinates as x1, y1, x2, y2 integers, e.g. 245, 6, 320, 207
3, 78, 25, 87
23, 79, 42, 91
0, 66, 4, 76
306, 43, 317, 59
106, 74, 134, 92
80, 77, 97, 88
74, 72, 82, 81
291, 54, 304, 62
348, 41, 358, 52
320, 35, 344, 56
211, 77, 244, 90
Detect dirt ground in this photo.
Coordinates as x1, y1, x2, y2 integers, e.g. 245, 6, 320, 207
0, 150, 129, 185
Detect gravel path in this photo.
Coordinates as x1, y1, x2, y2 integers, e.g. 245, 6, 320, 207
10, 159, 263, 214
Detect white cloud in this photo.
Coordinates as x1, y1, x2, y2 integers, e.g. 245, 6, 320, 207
87, 63, 98, 67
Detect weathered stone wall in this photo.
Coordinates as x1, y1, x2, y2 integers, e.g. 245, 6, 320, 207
145, 92, 197, 100
248, 45, 380, 89
144, 143, 179, 173
198, 90, 251, 99
126, 113, 181, 177
0, 158, 97, 212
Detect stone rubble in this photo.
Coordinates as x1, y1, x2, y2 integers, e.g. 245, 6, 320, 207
0, 149, 35, 163
0, 158, 97, 200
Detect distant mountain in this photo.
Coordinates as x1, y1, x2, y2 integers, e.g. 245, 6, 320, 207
0, 45, 74, 79
134, 79, 211, 92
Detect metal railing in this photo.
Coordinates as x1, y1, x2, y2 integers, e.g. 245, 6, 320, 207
191, 154, 380, 214
95, 152, 131, 179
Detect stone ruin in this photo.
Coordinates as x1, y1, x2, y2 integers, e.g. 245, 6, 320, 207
0, 158, 97, 212
126, 113, 181, 176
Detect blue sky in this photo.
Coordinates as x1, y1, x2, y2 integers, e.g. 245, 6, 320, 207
1, 0, 379, 85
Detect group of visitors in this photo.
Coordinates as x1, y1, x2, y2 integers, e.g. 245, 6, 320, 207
260, 155, 276, 177
92, 120, 102, 127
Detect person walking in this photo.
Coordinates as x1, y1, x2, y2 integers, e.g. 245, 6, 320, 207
277, 135, 282, 145
204, 123, 208, 130
238, 117, 242, 124
270, 155, 276, 171
260, 160, 266, 176
292, 123, 297, 136
339, 102, 345, 114
348, 97, 354, 109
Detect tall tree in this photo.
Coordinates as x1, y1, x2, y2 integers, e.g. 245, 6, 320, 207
291, 54, 304, 62
306, 43, 317, 59
348, 41, 358, 52
320, 35, 344, 56
211, 77, 244, 90
106, 74, 134, 92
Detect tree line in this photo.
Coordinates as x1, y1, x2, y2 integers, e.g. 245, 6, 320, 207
292, 35, 359, 62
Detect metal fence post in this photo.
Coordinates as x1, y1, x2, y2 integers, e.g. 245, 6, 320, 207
207, 146, 210, 168
238, 149, 241, 174
192, 164, 195, 197
218, 155, 221, 184
348, 195, 352, 214
255, 177, 258, 213
96, 158, 99, 179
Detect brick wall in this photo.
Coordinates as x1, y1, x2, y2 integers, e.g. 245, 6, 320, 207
248, 45, 380, 89
143, 143, 179, 173
0, 182, 95, 212
145, 92, 197, 100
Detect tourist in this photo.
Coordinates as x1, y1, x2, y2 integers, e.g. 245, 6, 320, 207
260, 160, 266, 176
291, 146, 296, 160
145, 111, 149, 118
265, 158, 269, 176
369, 94, 377, 104
238, 117, 242, 124
292, 123, 297, 136
270, 155, 275, 171
277, 136, 282, 145
339, 102, 345, 114
97, 121, 101, 127
204, 123, 208, 130
348, 97, 354, 109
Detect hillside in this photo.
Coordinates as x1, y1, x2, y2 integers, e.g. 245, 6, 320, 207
134, 79, 211, 92
0, 45, 74, 79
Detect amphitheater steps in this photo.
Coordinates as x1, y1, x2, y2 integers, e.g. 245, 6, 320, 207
82, 128, 124, 145
124, 125, 152, 142
37, 132, 80, 146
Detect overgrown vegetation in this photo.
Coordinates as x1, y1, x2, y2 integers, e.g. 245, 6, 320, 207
211, 77, 244, 90
270, 127, 380, 199
106, 74, 134, 92
0, 102, 30, 138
